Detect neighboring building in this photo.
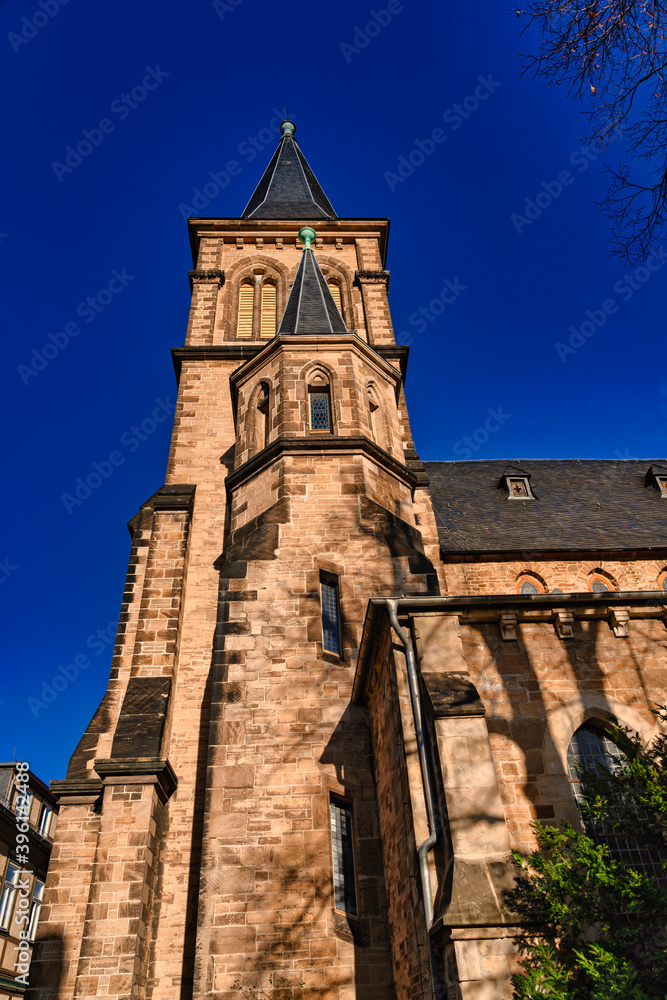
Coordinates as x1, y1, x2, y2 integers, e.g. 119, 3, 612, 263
29, 121, 667, 1000
0, 765, 56, 1000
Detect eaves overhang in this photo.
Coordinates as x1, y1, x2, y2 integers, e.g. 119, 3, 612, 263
353, 591, 667, 706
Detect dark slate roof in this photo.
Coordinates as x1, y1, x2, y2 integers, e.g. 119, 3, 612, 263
424, 460, 667, 554
278, 248, 348, 334
242, 135, 337, 220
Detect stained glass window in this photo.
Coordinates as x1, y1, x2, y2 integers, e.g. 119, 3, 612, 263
520, 579, 540, 595
330, 799, 357, 915
309, 392, 330, 431
321, 574, 341, 656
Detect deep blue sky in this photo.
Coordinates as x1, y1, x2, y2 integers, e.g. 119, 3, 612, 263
1, 0, 665, 782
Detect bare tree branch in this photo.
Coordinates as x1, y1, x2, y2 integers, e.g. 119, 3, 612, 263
517, 2, 667, 261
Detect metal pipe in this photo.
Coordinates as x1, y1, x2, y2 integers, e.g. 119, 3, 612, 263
386, 599, 441, 999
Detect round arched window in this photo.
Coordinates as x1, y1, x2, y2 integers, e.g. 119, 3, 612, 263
517, 575, 544, 595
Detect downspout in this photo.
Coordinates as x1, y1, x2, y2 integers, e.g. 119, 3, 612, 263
386, 599, 441, 998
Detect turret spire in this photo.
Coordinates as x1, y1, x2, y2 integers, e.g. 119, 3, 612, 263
277, 228, 348, 334
242, 120, 337, 220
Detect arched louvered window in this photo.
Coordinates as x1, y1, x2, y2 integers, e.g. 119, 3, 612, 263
567, 724, 661, 873
237, 281, 254, 339
260, 282, 277, 339
328, 281, 343, 316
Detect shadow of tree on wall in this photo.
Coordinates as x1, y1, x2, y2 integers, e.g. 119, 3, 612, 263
471, 606, 660, 844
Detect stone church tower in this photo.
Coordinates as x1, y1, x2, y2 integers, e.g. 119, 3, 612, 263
30, 120, 667, 1000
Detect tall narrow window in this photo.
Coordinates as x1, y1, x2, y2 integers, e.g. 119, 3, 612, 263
236, 281, 254, 339
369, 401, 378, 443
26, 879, 44, 942
257, 383, 270, 450
0, 862, 21, 931
330, 798, 357, 916
567, 724, 661, 873
12, 786, 32, 822
260, 282, 277, 339
367, 387, 381, 445
328, 281, 343, 317
309, 390, 331, 432
37, 805, 53, 838
320, 572, 341, 656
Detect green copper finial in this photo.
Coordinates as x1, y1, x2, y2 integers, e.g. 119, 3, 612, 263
298, 226, 316, 250
281, 119, 296, 136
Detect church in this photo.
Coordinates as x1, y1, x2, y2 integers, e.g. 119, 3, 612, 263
29, 119, 667, 1000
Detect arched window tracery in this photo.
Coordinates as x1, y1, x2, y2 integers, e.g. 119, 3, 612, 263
566, 723, 660, 873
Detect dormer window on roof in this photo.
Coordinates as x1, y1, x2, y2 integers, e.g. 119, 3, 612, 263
645, 464, 667, 497
508, 477, 531, 499
499, 465, 534, 500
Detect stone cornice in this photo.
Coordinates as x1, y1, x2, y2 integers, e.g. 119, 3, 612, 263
127, 484, 195, 536
225, 435, 416, 494
187, 217, 391, 269
172, 344, 265, 380
228, 333, 403, 394
355, 269, 390, 289
94, 758, 178, 800
172, 342, 410, 384
188, 268, 225, 292
353, 592, 667, 705
50, 777, 104, 800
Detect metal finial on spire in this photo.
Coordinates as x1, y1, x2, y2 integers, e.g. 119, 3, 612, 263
281, 117, 296, 136
298, 226, 316, 250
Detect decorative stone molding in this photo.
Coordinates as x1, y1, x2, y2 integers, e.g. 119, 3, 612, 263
355, 269, 391, 289
610, 608, 630, 637
498, 612, 517, 641
188, 268, 225, 291
49, 777, 104, 802
275, 237, 283, 250
225, 435, 416, 494
554, 610, 575, 639
94, 757, 178, 801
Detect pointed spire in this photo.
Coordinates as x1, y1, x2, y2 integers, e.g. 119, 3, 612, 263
278, 228, 348, 335
242, 120, 337, 220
